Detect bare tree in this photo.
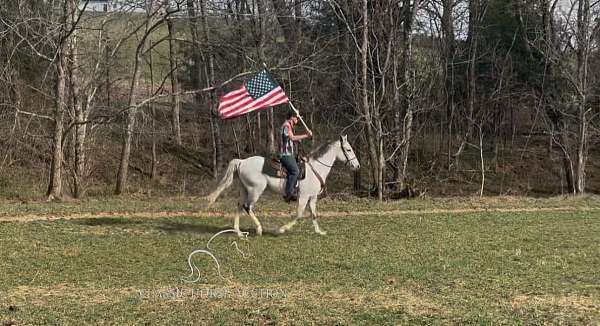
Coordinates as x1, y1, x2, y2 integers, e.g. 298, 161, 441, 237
574, 0, 592, 193
200, 0, 224, 178
166, 3, 182, 146
116, 1, 170, 194
518, 0, 598, 194
48, 0, 79, 200
453, 0, 488, 168
441, 0, 456, 169
359, 0, 382, 198
396, 0, 426, 191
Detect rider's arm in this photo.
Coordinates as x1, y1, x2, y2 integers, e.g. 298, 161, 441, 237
285, 124, 311, 141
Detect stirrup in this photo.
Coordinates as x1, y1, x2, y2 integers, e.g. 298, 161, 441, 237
242, 203, 250, 214
283, 195, 298, 202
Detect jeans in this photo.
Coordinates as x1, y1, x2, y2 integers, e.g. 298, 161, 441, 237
280, 155, 299, 197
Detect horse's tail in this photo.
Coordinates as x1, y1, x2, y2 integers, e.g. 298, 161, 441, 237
203, 159, 242, 207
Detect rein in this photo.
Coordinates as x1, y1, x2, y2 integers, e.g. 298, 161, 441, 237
307, 160, 327, 195
311, 138, 358, 168
307, 138, 357, 195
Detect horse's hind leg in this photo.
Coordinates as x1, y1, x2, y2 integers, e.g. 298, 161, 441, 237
234, 188, 248, 237
279, 195, 309, 234
308, 196, 326, 235
245, 187, 265, 236
247, 209, 263, 236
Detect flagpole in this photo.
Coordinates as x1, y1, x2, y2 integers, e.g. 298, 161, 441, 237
288, 101, 312, 135
261, 63, 313, 135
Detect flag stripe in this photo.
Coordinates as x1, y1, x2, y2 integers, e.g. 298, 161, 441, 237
219, 95, 254, 115
219, 88, 250, 107
216, 69, 289, 120
220, 87, 247, 101
218, 88, 251, 113
221, 87, 288, 118
219, 86, 250, 111
222, 93, 288, 119
220, 86, 286, 117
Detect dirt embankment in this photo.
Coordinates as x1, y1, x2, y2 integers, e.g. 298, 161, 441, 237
1, 206, 597, 223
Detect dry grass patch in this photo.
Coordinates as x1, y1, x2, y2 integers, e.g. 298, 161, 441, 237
511, 294, 600, 313
5, 284, 137, 306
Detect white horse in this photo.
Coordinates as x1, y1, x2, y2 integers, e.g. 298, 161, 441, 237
204, 135, 360, 236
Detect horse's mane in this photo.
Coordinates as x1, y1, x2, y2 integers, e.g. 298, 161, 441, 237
309, 139, 339, 158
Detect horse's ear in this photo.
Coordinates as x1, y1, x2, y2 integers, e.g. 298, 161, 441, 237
342, 135, 348, 141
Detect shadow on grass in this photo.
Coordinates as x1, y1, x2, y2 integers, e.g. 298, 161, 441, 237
73, 217, 144, 226
157, 221, 283, 237
69, 217, 283, 237
70, 218, 225, 235
157, 221, 229, 235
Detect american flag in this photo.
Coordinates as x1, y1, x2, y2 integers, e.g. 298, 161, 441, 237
218, 69, 289, 119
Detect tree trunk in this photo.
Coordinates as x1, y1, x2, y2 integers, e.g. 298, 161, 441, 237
271, 0, 297, 52
294, 0, 302, 46
454, 0, 482, 166
559, 119, 576, 194
167, 15, 182, 145
48, 0, 76, 200
576, 107, 587, 193
478, 125, 485, 197
187, 0, 205, 162
73, 94, 88, 198
105, 40, 111, 107
200, 0, 223, 178
116, 4, 158, 194
575, 0, 590, 194
397, 0, 417, 190
360, 0, 380, 199
70, 25, 92, 199
256, 0, 275, 154
442, 0, 455, 170
115, 57, 143, 194
148, 41, 158, 180
245, 115, 255, 153
48, 55, 66, 200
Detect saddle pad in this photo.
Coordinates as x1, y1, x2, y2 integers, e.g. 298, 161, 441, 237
262, 158, 286, 178
262, 157, 306, 180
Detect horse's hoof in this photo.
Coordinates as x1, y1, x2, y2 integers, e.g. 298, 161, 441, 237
317, 231, 327, 236
256, 227, 263, 236
278, 227, 286, 234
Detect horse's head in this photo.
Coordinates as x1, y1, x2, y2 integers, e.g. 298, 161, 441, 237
337, 135, 360, 170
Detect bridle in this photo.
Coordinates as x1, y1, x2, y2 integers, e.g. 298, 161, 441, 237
308, 137, 358, 194
314, 136, 358, 168
339, 137, 359, 167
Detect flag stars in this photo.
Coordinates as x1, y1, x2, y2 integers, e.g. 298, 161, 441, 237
246, 70, 277, 99
218, 69, 288, 119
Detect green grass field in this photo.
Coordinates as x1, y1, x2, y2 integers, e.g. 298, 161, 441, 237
1, 196, 599, 324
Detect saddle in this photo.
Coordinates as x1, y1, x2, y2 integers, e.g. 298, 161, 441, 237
263, 156, 306, 180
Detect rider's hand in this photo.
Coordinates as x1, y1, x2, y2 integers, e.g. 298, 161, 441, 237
307, 131, 313, 138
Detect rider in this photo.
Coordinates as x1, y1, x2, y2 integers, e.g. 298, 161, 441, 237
279, 111, 312, 202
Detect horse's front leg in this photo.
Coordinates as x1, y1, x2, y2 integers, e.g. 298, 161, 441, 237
278, 195, 309, 234
308, 196, 326, 235
234, 206, 242, 237
234, 188, 248, 237
245, 187, 264, 236
247, 208, 263, 236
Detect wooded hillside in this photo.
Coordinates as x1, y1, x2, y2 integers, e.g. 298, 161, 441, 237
1, 0, 599, 200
